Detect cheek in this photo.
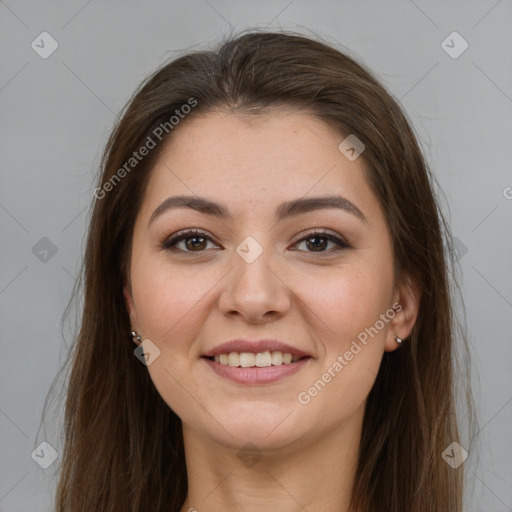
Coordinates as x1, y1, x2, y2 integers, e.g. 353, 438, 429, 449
130, 255, 216, 343
300, 263, 392, 344
295, 268, 390, 420
299, 260, 393, 412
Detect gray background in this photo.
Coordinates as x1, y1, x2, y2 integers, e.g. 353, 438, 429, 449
1, 1, 511, 510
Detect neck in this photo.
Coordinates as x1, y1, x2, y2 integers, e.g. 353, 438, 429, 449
179, 414, 363, 512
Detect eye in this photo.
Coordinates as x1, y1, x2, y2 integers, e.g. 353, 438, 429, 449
161, 229, 219, 252
161, 228, 350, 254
292, 230, 350, 253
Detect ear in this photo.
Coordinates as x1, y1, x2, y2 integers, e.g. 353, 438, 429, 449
384, 275, 421, 352
123, 280, 141, 343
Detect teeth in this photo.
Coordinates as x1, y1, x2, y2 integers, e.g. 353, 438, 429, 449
212, 351, 301, 367
255, 351, 271, 367
228, 352, 239, 367
271, 351, 282, 365
240, 352, 255, 367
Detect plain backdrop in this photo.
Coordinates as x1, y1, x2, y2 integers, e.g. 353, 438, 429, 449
0, 1, 511, 510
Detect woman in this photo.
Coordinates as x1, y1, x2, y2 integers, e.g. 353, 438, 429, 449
53, 29, 473, 511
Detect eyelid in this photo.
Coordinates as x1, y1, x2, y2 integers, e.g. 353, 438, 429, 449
161, 228, 219, 251
290, 230, 351, 254
292, 228, 349, 247
161, 228, 350, 253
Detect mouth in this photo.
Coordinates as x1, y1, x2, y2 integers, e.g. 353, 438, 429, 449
201, 339, 312, 384
201, 351, 309, 367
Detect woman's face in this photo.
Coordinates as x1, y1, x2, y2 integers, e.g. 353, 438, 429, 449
125, 109, 414, 452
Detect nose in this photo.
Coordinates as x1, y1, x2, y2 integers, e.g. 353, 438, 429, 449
218, 245, 291, 324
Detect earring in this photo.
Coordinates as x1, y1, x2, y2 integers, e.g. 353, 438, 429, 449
394, 335, 402, 345
131, 331, 142, 344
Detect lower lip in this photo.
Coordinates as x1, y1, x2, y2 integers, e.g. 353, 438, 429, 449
202, 357, 311, 384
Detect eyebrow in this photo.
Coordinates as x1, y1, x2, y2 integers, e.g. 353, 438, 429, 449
148, 194, 368, 226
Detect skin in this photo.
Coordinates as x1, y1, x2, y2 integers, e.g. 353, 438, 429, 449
124, 109, 420, 512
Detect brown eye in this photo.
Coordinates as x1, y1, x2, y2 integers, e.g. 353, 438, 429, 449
304, 235, 329, 252
162, 229, 349, 254
293, 230, 349, 253
161, 229, 217, 252
184, 235, 207, 251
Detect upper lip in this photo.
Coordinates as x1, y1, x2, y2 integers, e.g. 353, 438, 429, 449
202, 339, 310, 358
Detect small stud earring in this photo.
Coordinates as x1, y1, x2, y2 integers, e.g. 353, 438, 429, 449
131, 331, 142, 344
394, 335, 402, 345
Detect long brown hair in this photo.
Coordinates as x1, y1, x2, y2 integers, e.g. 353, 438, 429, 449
46, 29, 474, 511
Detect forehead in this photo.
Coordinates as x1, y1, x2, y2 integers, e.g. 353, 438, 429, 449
140, 109, 382, 225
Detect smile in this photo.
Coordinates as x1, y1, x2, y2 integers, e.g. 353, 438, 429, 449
201, 353, 311, 384
205, 350, 303, 367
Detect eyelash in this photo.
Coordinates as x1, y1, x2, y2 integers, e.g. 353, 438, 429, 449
160, 228, 350, 254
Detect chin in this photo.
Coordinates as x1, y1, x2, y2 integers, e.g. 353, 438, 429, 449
195, 401, 307, 451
